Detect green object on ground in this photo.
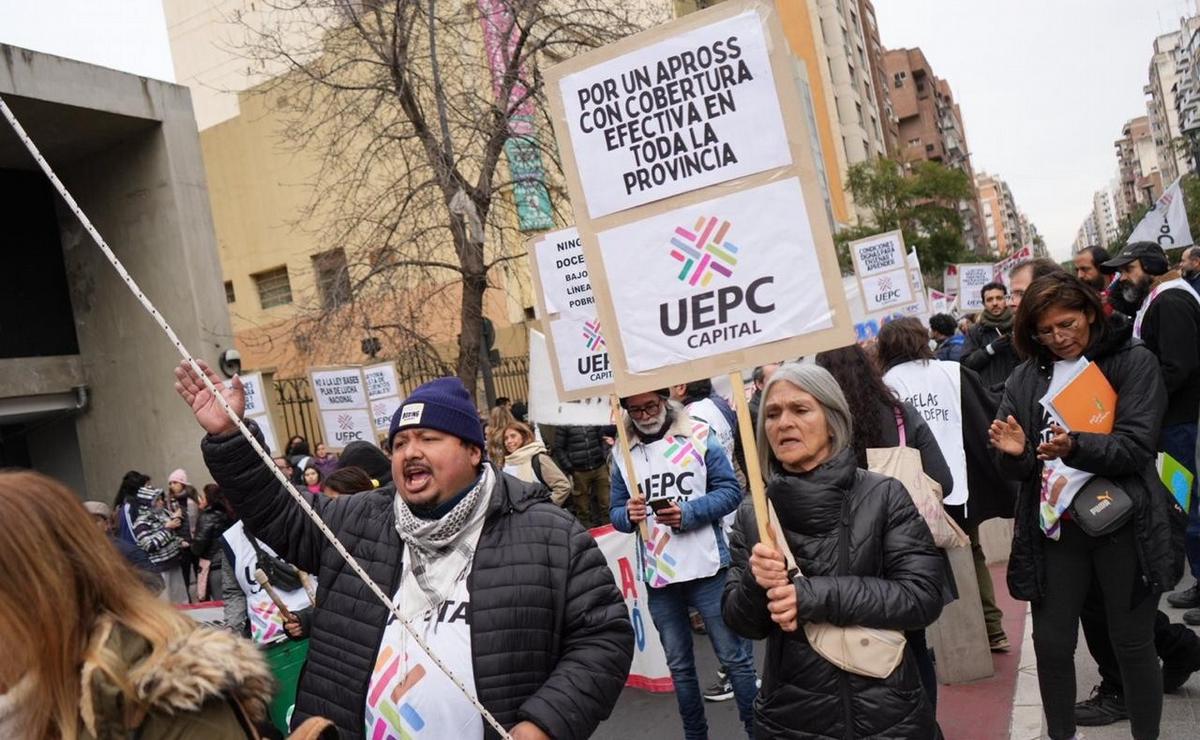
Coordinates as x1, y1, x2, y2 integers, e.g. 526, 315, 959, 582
265, 638, 309, 734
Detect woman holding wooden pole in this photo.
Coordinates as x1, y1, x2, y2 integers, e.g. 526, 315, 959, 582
722, 363, 944, 738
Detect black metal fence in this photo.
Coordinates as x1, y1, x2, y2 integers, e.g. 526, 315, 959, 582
272, 355, 530, 446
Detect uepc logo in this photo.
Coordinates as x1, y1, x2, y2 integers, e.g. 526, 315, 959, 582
659, 216, 773, 348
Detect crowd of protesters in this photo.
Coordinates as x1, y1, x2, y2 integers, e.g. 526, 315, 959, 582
2, 243, 1199, 740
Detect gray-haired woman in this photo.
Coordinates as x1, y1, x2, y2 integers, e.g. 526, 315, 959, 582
722, 363, 945, 738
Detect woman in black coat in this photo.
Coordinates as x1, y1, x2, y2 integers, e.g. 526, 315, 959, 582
990, 272, 1184, 740
816, 345, 954, 711
723, 363, 944, 739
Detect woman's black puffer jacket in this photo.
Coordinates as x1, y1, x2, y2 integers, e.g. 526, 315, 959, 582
994, 314, 1186, 604
722, 448, 944, 739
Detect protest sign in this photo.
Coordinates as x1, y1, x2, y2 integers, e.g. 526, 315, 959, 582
308, 366, 375, 451
928, 289, 949, 315
545, 0, 852, 395
993, 245, 1033, 286
943, 264, 959, 295
527, 329, 613, 427
908, 250, 930, 315
848, 230, 916, 314
364, 362, 403, 439
956, 263, 995, 312
592, 525, 673, 691
553, 7, 791, 219
528, 230, 617, 401
239, 371, 280, 455
534, 227, 595, 318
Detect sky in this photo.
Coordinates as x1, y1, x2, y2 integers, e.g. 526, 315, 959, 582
0, 0, 174, 82
873, 0, 1199, 260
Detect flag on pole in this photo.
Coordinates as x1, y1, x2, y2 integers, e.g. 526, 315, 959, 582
1127, 177, 1193, 248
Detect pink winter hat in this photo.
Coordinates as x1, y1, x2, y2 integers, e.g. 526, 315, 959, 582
168, 468, 189, 485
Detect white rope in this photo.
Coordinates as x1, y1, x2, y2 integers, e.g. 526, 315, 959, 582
0, 94, 512, 739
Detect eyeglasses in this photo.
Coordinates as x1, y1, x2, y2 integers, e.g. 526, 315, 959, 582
1032, 317, 1082, 344
1005, 290, 1024, 305
626, 400, 662, 418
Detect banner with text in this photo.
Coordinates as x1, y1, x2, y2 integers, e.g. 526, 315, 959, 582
364, 362, 403, 440
545, 0, 852, 393
1128, 176, 1194, 249
596, 177, 833, 373
308, 366, 374, 451
529, 228, 616, 400
556, 9, 791, 219
593, 525, 673, 691
527, 329, 613, 426
993, 245, 1033, 286
956, 263, 995, 312
239, 372, 280, 455
849, 230, 916, 314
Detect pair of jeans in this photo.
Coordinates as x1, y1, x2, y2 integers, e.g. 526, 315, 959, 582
1084, 602, 1200, 696
1031, 519, 1160, 740
647, 569, 756, 739
1160, 422, 1200, 579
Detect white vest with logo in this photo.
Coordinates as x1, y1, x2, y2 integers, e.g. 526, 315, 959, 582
615, 417, 722, 588
685, 397, 739, 532
1134, 278, 1200, 338
884, 360, 969, 507
223, 521, 315, 645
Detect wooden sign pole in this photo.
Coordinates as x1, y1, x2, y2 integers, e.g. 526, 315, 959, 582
729, 372, 774, 547
610, 394, 650, 540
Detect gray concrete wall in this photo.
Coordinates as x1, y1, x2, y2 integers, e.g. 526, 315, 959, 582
1, 46, 235, 498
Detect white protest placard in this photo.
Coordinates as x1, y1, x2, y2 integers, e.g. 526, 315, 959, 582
239, 371, 280, 455
928, 289, 949, 315
308, 366, 374, 450
557, 9, 791, 219
527, 329, 613, 426
364, 362, 403, 439
957, 263, 996, 312
593, 525, 673, 692
595, 177, 832, 374
907, 250, 930, 315
534, 227, 595, 318
943, 264, 959, 295
848, 230, 915, 314
546, 0, 852, 395
528, 233, 617, 401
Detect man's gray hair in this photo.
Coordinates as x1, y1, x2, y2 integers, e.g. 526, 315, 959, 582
754, 362, 852, 473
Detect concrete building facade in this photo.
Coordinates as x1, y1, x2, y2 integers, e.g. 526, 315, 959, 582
975, 171, 1022, 257
1115, 116, 1163, 222
0, 45, 234, 498
883, 47, 988, 255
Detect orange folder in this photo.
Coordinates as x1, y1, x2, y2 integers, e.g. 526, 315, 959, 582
1048, 362, 1117, 434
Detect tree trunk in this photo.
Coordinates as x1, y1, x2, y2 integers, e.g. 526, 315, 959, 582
454, 227, 487, 404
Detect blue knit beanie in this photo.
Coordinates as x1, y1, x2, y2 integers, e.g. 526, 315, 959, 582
388, 377, 485, 450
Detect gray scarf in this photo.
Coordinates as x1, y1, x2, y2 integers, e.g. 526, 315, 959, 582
393, 464, 494, 620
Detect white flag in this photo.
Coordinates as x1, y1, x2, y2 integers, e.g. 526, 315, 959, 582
1127, 177, 1193, 248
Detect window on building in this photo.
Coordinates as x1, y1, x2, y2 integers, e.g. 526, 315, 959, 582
253, 266, 293, 309
855, 101, 863, 124
224, 280, 236, 304
312, 248, 352, 310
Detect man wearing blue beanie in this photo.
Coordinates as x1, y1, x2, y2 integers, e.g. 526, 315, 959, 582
176, 364, 633, 740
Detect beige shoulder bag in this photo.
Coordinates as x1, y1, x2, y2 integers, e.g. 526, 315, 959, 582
766, 499, 906, 680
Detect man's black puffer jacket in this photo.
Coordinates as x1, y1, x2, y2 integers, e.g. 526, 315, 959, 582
202, 428, 634, 740
722, 448, 944, 739
994, 314, 1186, 605
551, 425, 612, 472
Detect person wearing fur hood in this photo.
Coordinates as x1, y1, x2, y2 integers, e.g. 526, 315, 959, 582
0, 470, 274, 740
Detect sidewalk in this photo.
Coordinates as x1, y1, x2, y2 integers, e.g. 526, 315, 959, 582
1007, 574, 1200, 740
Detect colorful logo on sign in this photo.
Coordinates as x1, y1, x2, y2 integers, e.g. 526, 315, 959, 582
669, 216, 739, 287
337, 413, 355, 430
582, 319, 606, 351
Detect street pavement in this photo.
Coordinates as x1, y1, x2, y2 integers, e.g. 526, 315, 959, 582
594, 567, 1200, 739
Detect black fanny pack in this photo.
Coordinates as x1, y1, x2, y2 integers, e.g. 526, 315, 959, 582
1070, 477, 1134, 537
249, 536, 304, 592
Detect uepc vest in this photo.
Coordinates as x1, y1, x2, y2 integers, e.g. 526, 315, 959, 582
223, 520, 314, 645
616, 419, 722, 588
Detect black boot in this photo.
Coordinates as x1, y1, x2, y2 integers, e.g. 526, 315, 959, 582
1167, 582, 1200, 609
1074, 685, 1128, 726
